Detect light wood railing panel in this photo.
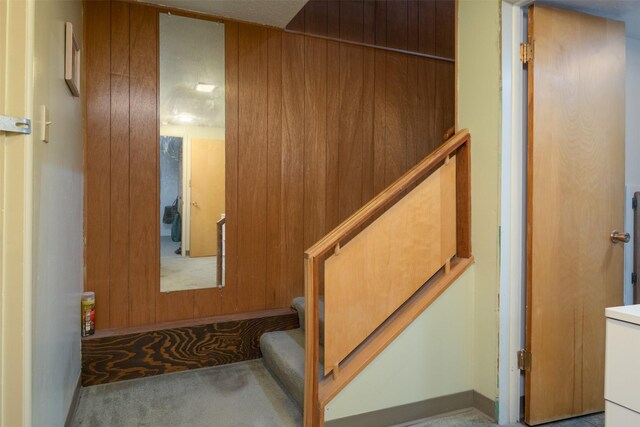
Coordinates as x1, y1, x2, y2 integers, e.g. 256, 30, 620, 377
304, 129, 472, 427
318, 256, 473, 405
323, 159, 457, 375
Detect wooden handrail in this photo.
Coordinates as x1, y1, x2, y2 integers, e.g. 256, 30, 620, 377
284, 29, 456, 64
217, 216, 226, 287
304, 129, 472, 427
305, 129, 470, 260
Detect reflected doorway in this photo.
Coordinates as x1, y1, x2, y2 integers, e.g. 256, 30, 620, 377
160, 136, 224, 292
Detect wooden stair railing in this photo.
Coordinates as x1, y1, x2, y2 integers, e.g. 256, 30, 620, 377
303, 129, 473, 427
217, 215, 226, 287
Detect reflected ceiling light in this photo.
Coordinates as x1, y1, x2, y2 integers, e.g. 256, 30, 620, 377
195, 82, 216, 93
175, 114, 194, 123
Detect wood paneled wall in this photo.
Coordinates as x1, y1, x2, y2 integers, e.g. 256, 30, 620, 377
286, 0, 455, 59
84, 0, 454, 329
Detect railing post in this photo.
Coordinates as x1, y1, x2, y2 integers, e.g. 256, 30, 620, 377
304, 255, 321, 427
456, 136, 471, 258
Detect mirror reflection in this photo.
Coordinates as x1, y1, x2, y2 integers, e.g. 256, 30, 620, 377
159, 13, 225, 292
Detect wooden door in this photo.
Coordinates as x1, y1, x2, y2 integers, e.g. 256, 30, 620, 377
525, 5, 625, 425
190, 138, 225, 257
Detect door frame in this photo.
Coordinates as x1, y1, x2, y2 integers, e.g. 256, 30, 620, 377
499, 1, 529, 423
1, 0, 35, 424
499, 1, 634, 424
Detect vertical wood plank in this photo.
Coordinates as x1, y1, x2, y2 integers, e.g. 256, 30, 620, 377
237, 24, 269, 312
85, 0, 111, 329
361, 48, 375, 203
129, 4, 157, 326
373, 50, 387, 196
386, 0, 408, 50
327, 0, 341, 38
406, 56, 419, 168
266, 30, 284, 308
304, 37, 327, 249
435, 62, 444, 141
325, 41, 341, 232
339, 0, 364, 43
384, 52, 408, 186
374, 0, 387, 47
442, 62, 455, 132
338, 44, 364, 222
417, 57, 437, 159
363, 0, 376, 45
192, 290, 221, 318
281, 33, 306, 303
407, 0, 419, 53
306, 0, 328, 36
435, 0, 455, 58
435, 62, 454, 146
418, 0, 436, 55
109, 1, 130, 328
156, 290, 195, 322
222, 22, 240, 314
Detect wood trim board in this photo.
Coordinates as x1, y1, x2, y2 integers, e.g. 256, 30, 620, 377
325, 390, 495, 427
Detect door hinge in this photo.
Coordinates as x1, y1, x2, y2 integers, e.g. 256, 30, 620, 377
633, 272, 637, 285
520, 43, 533, 64
633, 195, 638, 210
517, 350, 532, 372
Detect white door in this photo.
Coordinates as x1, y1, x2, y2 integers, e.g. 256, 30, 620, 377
0, 0, 34, 425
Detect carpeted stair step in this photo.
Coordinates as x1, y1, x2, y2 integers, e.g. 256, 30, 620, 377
291, 296, 325, 343
260, 328, 324, 408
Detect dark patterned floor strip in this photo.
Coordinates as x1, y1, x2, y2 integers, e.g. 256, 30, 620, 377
82, 309, 299, 386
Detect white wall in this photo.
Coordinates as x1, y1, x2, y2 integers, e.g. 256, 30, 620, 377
324, 271, 475, 421
458, 0, 502, 408
627, 38, 640, 188
31, 0, 84, 425
625, 37, 640, 305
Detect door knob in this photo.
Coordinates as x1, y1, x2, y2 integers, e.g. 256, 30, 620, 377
192, 201, 199, 208
610, 230, 630, 244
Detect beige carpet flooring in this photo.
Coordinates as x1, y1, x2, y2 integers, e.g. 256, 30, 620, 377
72, 360, 301, 427
161, 255, 217, 292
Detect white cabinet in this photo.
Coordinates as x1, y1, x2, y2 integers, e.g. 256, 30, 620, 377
605, 305, 640, 425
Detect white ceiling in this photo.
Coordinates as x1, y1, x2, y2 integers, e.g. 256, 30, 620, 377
529, 0, 640, 39
139, 0, 307, 28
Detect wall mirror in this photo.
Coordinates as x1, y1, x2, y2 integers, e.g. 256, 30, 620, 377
159, 13, 225, 292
